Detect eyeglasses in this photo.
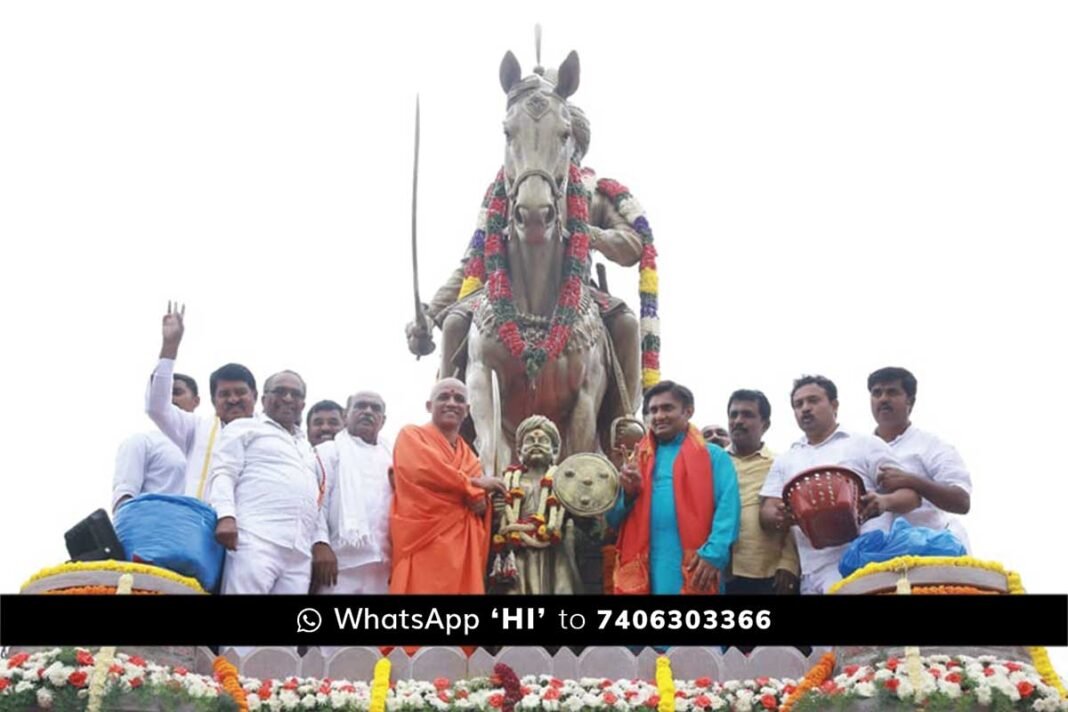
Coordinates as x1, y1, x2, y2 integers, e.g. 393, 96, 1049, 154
268, 387, 305, 400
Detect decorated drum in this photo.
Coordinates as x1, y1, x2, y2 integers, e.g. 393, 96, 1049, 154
782, 465, 867, 549
552, 452, 620, 517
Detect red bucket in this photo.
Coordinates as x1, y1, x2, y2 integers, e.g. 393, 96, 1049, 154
782, 466, 867, 549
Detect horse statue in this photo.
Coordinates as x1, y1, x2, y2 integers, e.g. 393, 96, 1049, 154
459, 50, 638, 474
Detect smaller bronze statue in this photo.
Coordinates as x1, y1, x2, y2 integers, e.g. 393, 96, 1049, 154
489, 414, 620, 594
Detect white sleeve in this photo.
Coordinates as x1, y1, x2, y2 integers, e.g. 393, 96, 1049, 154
760, 456, 787, 499
206, 424, 245, 520
112, 434, 148, 511
927, 439, 973, 494
145, 358, 198, 455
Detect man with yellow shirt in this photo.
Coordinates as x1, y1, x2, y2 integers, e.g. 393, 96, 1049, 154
723, 389, 800, 595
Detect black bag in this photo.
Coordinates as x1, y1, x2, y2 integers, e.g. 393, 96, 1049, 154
64, 509, 125, 562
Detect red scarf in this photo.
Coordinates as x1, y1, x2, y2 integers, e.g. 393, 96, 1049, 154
614, 424, 716, 594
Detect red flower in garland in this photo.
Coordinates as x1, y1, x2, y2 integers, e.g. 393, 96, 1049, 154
485, 233, 504, 256
843, 665, 859, 677
761, 693, 779, 709
819, 680, 836, 694
646, 694, 660, 708
945, 672, 962, 684
258, 682, 273, 700
885, 657, 899, 671
984, 668, 996, 677
543, 687, 561, 701
488, 693, 504, 708
109, 663, 124, 676
603, 691, 619, 705
129, 677, 143, 689
128, 656, 146, 668
694, 677, 712, 689
1017, 681, 1034, 698
8, 653, 29, 669
68, 670, 88, 688
174, 666, 188, 676
567, 195, 587, 220
885, 678, 900, 692
283, 678, 299, 691
0, 679, 9, 691
76, 650, 94, 666
489, 197, 507, 216
597, 179, 629, 200
1006, 662, 1022, 672
465, 256, 485, 281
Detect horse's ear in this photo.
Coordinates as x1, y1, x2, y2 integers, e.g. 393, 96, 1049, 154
500, 51, 522, 94
555, 51, 580, 100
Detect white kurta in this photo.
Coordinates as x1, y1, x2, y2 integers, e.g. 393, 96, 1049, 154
760, 428, 902, 594
314, 432, 393, 593
111, 430, 187, 511
145, 357, 222, 499
885, 425, 973, 551
207, 413, 328, 594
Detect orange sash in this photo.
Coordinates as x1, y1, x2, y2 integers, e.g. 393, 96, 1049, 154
614, 424, 716, 594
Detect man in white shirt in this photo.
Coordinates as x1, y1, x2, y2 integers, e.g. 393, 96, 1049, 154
112, 373, 199, 511
868, 367, 973, 551
145, 303, 257, 498
208, 370, 335, 595
758, 375, 922, 594
313, 391, 393, 594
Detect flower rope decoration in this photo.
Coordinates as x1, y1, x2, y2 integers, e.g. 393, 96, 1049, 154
21, 560, 204, 593
369, 657, 391, 712
456, 164, 660, 385
86, 573, 133, 712
595, 176, 661, 390
213, 656, 248, 712
780, 651, 835, 712
654, 655, 675, 712
492, 662, 523, 712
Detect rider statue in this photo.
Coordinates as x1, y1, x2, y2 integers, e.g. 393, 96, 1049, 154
405, 63, 646, 422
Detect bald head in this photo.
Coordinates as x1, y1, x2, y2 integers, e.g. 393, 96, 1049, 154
427, 378, 469, 442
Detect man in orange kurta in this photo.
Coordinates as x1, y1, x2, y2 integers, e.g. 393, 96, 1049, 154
390, 378, 505, 594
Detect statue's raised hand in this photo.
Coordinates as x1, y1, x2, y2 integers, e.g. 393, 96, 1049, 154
159, 301, 185, 359
404, 308, 436, 357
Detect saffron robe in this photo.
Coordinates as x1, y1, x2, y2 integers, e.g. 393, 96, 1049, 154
389, 423, 491, 594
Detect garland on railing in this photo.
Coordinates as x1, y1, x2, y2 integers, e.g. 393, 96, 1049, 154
213, 656, 248, 712
780, 651, 836, 712
369, 658, 390, 712
654, 656, 675, 712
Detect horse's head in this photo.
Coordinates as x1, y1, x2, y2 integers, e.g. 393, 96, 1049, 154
499, 50, 580, 246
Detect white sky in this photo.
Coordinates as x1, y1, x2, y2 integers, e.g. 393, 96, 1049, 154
2, 1, 1065, 671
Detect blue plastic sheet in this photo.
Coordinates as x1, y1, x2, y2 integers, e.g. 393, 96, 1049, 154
838, 518, 966, 578
114, 494, 224, 592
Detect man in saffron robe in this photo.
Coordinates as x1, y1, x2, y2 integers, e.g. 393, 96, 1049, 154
390, 378, 506, 594
608, 380, 741, 594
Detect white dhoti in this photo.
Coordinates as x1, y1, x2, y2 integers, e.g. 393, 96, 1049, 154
221, 530, 312, 595
317, 561, 390, 659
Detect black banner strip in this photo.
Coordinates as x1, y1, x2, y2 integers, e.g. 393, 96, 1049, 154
2, 594, 1065, 646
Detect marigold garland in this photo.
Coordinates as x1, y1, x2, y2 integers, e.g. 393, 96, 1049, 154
43, 585, 163, 595
878, 585, 999, 595
780, 651, 835, 712
213, 656, 248, 712
22, 560, 204, 593
655, 655, 675, 712
828, 555, 1014, 595
369, 657, 391, 712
